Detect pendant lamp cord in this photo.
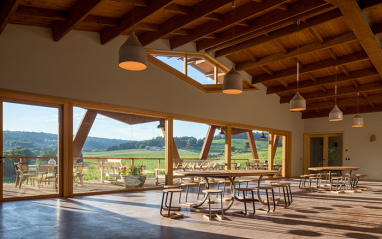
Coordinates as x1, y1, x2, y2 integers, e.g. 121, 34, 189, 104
132, 0, 135, 32
335, 65, 338, 105
232, 0, 236, 68
357, 92, 359, 113
296, 20, 301, 90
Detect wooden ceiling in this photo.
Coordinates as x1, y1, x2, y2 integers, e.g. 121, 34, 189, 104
1, 0, 382, 119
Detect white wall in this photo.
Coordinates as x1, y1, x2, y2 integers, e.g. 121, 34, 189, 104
304, 112, 382, 180
0, 25, 305, 177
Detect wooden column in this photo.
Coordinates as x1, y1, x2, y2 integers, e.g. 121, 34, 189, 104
73, 109, 97, 158
199, 125, 216, 159
268, 133, 274, 170
225, 126, 231, 170
161, 128, 180, 160
184, 56, 188, 76
61, 103, 73, 198
247, 131, 259, 159
282, 135, 287, 177
272, 135, 280, 161
214, 66, 218, 84
165, 118, 174, 185
0, 99, 3, 200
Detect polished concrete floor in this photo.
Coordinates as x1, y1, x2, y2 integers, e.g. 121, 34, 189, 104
1, 179, 382, 239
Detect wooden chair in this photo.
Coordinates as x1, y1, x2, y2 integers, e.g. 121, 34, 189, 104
74, 163, 84, 186
16, 162, 36, 188
103, 159, 122, 182
37, 164, 57, 189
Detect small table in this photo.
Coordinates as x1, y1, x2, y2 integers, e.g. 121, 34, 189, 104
308, 166, 360, 189
174, 170, 280, 213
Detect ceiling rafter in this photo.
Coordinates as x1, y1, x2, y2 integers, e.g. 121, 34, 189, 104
100, 0, 173, 45
302, 104, 382, 119
306, 94, 382, 111
237, 31, 358, 71
170, 0, 289, 49
52, 0, 103, 42
138, 0, 232, 46
197, 0, 331, 52
280, 81, 382, 103
267, 68, 379, 94
0, 0, 21, 34
252, 51, 368, 84
326, 0, 382, 77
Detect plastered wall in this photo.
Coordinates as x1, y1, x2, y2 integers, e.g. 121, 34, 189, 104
0, 25, 305, 176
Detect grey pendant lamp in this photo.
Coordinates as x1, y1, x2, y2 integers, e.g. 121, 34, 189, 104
329, 66, 343, 121
119, 0, 147, 71
290, 20, 306, 111
219, 127, 225, 135
261, 132, 266, 139
352, 92, 364, 127
222, 0, 243, 94
157, 119, 165, 129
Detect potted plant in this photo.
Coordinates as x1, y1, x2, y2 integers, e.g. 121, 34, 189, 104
120, 165, 147, 189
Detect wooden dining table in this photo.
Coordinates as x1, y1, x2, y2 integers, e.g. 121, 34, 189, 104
308, 166, 360, 187
174, 169, 280, 213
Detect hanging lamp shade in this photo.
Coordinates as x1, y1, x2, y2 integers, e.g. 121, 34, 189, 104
352, 114, 363, 127
119, 32, 147, 71
219, 127, 225, 135
222, 67, 243, 94
329, 105, 343, 121
157, 119, 165, 129
290, 92, 306, 111
261, 132, 266, 139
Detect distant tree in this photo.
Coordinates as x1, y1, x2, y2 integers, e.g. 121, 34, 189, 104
139, 144, 146, 149
187, 137, 197, 147
243, 142, 250, 152
196, 139, 204, 147
231, 146, 235, 152
40, 150, 57, 157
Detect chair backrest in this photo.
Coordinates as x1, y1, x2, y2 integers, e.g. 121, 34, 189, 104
74, 163, 84, 173
104, 159, 122, 175
38, 164, 56, 173
14, 162, 20, 173
231, 163, 237, 170
19, 162, 30, 174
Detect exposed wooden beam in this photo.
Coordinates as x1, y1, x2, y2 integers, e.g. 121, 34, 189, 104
198, 0, 332, 52
199, 126, 217, 159
268, 68, 378, 94
15, 5, 67, 21
361, 92, 368, 98
320, 85, 328, 92
340, 65, 350, 76
237, 31, 358, 71
273, 39, 288, 54
73, 109, 97, 157
261, 65, 274, 75
326, 48, 338, 61
247, 132, 259, 159
100, 0, 172, 45
310, 27, 325, 43
369, 102, 376, 109
53, 0, 102, 42
277, 3, 289, 11
204, 12, 224, 21
0, 0, 21, 34
165, 3, 190, 15
302, 104, 382, 119
252, 51, 368, 84
170, 0, 288, 49
307, 73, 317, 82
97, 110, 159, 125
280, 80, 382, 103
139, 0, 231, 47
327, 0, 382, 77
307, 94, 382, 111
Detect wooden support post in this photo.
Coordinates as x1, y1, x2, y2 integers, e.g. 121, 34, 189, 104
199, 125, 216, 159
268, 133, 274, 171
158, 159, 161, 170
131, 159, 134, 166
225, 126, 232, 170
73, 109, 97, 158
214, 66, 218, 84
272, 135, 280, 162
184, 56, 188, 76
247, 131, 259, 159
61, 103, 73, 198
282, 135, 287, 177
0, 99, 3, 200
162, 128, 180, 160
165, 118, 174, 185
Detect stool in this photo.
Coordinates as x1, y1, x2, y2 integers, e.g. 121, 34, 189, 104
202, 189, 224, 221
160, 188, 184, 219
309, 175, 321, 191
326, 172, 339, 184
180, 182, 198, 202
235, 188, 255, 216
164, 185, 182, 204
330, 176, 345, 192
268, 181, 291, 207
254, 185, 276, 213
354, 174, 368, 189
217, 180, 240, 198
238, 179, 252, 196
299, 175, 310, 188
197, 181, 206, 200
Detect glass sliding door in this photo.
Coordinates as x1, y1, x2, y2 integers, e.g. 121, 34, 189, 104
2, 101, 61, 199
304, 133, 343, 174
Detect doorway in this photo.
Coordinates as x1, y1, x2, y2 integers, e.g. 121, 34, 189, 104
303, 133, 343, 174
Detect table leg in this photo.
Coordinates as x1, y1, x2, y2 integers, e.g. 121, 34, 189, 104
256, 175, 267, 205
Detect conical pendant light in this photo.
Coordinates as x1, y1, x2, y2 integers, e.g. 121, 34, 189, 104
219, 127, 225, 135
223, 0, 243, 95
261, 132, 266, 139
352, 92, 363, 127
157, 119, 165, 129
329, 66, 343, 121
118, 0, 147, 71
290, 20, 306, 111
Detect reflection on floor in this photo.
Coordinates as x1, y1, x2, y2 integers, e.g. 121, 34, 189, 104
1, 179, 382, 238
